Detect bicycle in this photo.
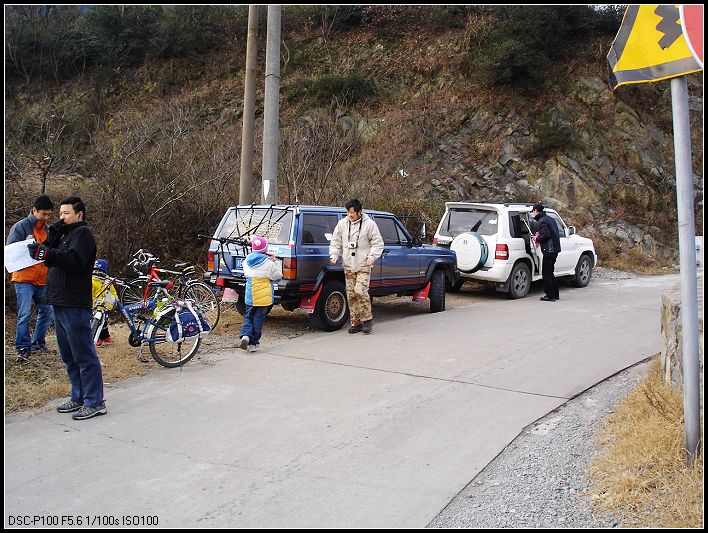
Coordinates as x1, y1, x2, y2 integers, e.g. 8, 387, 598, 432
91, 275, 202, 368
120, 249, 221, 330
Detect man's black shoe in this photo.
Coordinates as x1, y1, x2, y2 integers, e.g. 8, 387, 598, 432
348, 324, 363, 334
540, 296, 556, 302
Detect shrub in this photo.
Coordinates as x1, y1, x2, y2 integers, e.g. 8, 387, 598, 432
468, 5, 624, 90
289, 71, 376, 107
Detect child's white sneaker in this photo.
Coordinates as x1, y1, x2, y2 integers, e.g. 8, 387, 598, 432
239, 336, 249, 350
247, 344, 258, 353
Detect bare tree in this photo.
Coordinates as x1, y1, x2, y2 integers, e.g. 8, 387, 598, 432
280, 104, 361, 205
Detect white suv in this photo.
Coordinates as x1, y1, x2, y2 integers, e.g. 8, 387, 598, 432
432, 202, 596, 298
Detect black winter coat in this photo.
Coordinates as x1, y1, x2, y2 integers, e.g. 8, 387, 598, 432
535, 213, 561, 256
43, 221, 96, 308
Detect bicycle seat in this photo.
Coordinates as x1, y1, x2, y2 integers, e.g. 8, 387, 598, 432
175, 262, 191, 269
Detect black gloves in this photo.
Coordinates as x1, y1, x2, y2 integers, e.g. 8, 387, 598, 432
27, 242, 53, 262
45, 220, 65, 246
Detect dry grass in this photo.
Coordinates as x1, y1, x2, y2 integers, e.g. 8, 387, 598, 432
589, 359, 704, 527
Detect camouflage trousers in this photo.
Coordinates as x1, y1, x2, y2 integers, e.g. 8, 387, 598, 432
344, 268, 372, 324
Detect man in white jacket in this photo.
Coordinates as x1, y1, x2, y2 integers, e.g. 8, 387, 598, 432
329, 199, 384, 334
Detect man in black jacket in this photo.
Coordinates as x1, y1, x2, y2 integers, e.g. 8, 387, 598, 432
28, 196, 107, 420
531, 203, 561, 302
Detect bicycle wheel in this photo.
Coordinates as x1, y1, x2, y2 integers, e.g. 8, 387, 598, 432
182, 281, 220, 329
90, 310, 106, 345
120, 278, 151, 305
145, 315, 201, 368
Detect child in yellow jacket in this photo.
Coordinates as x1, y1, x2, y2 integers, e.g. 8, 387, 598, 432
92, 258, 118, 346
238, 236, 283, 352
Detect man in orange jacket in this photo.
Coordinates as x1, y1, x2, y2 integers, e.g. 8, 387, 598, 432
6, 194, 56, 361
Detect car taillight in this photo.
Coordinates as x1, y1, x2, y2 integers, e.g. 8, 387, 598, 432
207, 250, 215, 272
283, 257, 297, 280
432, 236, 438, 245
495, 244, 509, 260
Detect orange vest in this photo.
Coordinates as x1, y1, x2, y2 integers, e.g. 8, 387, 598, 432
11, 224, 49, 285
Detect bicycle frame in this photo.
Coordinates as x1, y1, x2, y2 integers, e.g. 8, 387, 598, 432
95, 276, 168, 345
136, 265, 182, 302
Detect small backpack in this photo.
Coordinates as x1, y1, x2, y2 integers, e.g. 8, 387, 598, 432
163, 300, 211, 343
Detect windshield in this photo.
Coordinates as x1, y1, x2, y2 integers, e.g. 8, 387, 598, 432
440, 208, 499, 237
218, 208, 293, 244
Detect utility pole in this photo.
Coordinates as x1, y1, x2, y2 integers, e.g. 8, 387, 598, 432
671, 76, 700, 466
239, 5, 259, 205
261, 4, 281, 204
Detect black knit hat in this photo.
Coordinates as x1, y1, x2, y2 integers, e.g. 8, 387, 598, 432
532, 202, 544, 213
33, 194, 54, 211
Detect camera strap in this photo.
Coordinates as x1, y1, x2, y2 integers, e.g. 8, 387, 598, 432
347, 219, 362, 247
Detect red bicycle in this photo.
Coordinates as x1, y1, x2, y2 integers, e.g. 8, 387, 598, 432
120, 249, 221, 329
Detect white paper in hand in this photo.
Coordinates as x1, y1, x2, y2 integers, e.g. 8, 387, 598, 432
5, 238, 44, 273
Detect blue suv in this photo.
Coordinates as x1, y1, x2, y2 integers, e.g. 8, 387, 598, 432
205, 205, 458, 331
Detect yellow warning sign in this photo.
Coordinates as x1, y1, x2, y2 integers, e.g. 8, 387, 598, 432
608, 4, 701, 89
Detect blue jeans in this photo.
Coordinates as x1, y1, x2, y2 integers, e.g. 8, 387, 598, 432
53, 306, 104, 408
239, 305, 269, 346
14, 282, 54, 352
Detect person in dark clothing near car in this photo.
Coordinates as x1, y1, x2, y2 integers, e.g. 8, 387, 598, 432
531, 203, 561, 302
27, 196, 107, 420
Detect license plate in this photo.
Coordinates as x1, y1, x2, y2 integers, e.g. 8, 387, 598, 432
234, 258, 244, 271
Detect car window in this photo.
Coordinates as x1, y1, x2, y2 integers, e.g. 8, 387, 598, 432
440, 208, 498, 237
509, 212, 525, 238
218, 208, 293, 244
546, 212, 567, 238
376, 217, 402, 245
301, 213, 339, 244
396, 222, 412, 245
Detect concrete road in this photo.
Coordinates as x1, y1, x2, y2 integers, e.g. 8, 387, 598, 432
4, 274, 678, 528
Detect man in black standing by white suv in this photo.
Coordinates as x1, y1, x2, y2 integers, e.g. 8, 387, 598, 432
531, 203, 561, 302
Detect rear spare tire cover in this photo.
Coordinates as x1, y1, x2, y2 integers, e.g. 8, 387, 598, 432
451, 232, 489, 273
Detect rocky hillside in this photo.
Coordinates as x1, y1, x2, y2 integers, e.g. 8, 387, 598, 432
4, 6, 703, 272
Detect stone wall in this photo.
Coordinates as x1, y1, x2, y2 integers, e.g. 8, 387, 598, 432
660, 272, 704, 405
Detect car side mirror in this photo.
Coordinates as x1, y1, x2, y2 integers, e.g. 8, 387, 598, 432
568, 226, 576, 236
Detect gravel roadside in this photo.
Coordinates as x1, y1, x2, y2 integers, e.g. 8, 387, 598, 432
427, 360, 650, 528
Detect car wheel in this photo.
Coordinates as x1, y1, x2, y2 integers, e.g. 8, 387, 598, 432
429, 269, 446, 313
451, 232, 489, 273
507, 262, 531, 299
572, 255, 593, 288
311, 280, 349, 331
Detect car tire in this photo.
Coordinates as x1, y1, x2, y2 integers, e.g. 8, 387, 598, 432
572, 254, 593, 288
429, 269, 446, 313
507, 262, 531, 299
311, 280, 349, 331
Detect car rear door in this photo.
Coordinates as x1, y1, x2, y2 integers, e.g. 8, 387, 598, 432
297, 211, 341, 282
546, 211, 576, 273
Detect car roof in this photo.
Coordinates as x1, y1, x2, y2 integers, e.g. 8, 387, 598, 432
231, 204, 395, 216
444, 201, 556, 212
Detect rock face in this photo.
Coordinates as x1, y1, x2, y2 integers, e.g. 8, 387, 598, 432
660, 271, 704, 404
411, 75, 703, 262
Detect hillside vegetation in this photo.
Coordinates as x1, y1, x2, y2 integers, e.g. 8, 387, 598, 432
5, 5, 703, 283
